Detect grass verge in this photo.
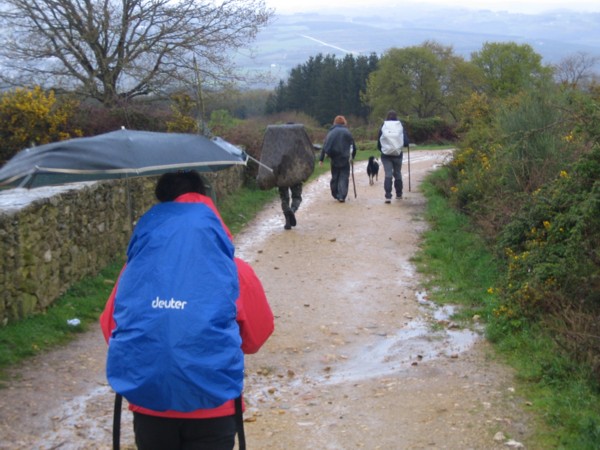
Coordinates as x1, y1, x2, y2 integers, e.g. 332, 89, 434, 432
415, 166, 600, 449
0, 261, 123, 384
413, 171, 500, 317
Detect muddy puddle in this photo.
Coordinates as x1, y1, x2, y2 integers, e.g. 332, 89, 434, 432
322, 293, 480, 384
243, 289, 482, 410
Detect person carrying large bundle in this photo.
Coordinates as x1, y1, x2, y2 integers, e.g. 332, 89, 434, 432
256, 123, 316, 230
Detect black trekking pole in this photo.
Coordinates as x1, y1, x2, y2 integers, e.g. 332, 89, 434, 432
349, 144, 357, 199
407, 144, 411, 192
113, 393, 122, 450
350, 159, 357, 198
235, 396, 246, 450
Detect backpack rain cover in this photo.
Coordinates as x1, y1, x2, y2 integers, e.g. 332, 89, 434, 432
106, 202, 242, 412
379, 120, 405, 156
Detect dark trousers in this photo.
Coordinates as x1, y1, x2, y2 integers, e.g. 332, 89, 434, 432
381, 153, 403, 198
278, 183, 303, 213
330, 163, 350, 201
133, 412, 237, 450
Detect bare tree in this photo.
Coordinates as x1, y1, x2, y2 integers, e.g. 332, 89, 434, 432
0, 0, 272, 106
554, 52, 600, 89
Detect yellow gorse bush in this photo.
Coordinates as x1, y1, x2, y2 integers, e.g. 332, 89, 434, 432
166, 93, 201, 134
0, 86, 81, 162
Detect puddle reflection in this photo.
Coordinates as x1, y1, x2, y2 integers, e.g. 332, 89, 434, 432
245, 290, 481, 404
245, 292, 481, 415
322, 292, 480, 384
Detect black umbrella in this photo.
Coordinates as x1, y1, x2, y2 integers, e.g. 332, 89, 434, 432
0, 129, 247, 189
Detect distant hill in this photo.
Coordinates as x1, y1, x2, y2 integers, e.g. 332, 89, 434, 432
235, 6, 600, 88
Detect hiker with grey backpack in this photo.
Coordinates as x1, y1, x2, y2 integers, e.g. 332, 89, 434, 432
377, 110, 410, 204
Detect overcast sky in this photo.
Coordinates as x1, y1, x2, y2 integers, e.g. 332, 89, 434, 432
266, 0, 600, 15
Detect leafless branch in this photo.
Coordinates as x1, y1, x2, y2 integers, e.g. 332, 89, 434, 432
0, 0, 273, 105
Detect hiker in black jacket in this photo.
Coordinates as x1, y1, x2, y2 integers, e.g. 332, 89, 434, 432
319, 115, 357, 202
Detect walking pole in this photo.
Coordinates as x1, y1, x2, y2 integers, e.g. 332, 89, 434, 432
113, 393, 122, 450
351, 159, 357, 198
407, 144, 411, 192
350, 145, 357, 198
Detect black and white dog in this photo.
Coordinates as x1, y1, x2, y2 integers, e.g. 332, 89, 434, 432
367, 156, 379, 185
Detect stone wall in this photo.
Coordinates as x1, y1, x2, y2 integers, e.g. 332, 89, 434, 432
0, 167, 244, 325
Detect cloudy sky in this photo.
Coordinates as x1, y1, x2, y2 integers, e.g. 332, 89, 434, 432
266, 0, 600, 14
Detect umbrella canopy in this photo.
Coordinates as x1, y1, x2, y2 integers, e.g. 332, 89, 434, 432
0, 129, 247, 189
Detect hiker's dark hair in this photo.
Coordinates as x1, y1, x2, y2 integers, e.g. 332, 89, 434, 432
155, 171, 206, 202
386, 110, 398, 121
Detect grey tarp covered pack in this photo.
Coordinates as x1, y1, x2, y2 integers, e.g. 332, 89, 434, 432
256, 124, 315, 190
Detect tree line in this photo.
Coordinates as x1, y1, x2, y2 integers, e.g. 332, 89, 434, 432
265, 53, 379, 125
267, 40, 597, 130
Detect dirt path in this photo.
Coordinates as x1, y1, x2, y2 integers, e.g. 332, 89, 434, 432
0, 150, 532, 449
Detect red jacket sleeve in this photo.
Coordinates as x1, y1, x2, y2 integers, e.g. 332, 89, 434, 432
99, 265, 125, 343
99, 285, 116, 343
235, 257, 274, 354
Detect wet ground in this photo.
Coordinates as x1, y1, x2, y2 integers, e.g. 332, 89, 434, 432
0, 150, 532, 449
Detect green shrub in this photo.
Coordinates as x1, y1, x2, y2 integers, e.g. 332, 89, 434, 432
439, 79, 600, 386
421, 167, 600, 449
405, 117, 457, 144
494, 87, 580, 194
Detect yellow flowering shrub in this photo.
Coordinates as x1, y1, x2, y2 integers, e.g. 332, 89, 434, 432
0, 86, 81, 163
166, 93, 201, 134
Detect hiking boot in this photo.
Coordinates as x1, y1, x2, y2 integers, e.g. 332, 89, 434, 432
385, 198, 391, 204
289, 210, 297, 227
284, 211, 292, 230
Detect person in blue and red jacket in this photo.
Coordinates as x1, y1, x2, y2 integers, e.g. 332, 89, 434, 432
100, 171, 274, 450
